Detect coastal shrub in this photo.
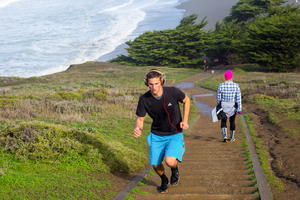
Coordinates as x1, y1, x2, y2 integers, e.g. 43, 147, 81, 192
50, 91, 83, 101
77, 89, 86, 94
46, 101, 103, 114
0, 98, 20, 108
80, 81, 114, 89
0, 95, 18, 99
233, 68, 246, 74
20, 94, 40, 100
249, 94, 296, 112
248, 94, 300, 132
0, 122, 90, 161
242, 78, 300, 99
94, 89, 108, 101
83, 88, 108, 101
102, 140, 147, 173
77, 103, 103, 113
287, 104, 300, 121
0, 121, 146, 173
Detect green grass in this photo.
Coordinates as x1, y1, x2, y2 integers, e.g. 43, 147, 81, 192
129, 187, 148, 194
243, 114, 284, 191
248, 94, 300, 134
200, 77, 220, 91
0, 62, 199, 199
125, 170, 154, 200
238, 116, 256, 182
238, 116, 259, 196
147, 170, 155, 176
183, 95, 199, 136
0, 152, 113, 200
193, 76, 208, 87
125, 195, 135, 200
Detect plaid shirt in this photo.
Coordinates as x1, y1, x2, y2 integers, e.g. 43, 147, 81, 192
217, 80, 242, 112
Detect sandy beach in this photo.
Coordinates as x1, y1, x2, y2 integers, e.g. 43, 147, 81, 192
177, 0, 239, 30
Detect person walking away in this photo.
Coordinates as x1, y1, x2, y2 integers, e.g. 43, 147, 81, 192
217, 70, 242, 142
203, 59, 208, 71
133, 69, 190, 193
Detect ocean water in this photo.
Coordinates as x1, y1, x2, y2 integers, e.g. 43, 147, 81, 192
0, 0, 186, 77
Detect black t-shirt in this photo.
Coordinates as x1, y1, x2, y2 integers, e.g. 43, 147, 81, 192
136, 86, 186, 136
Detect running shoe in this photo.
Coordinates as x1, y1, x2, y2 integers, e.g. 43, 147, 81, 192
157, 175, 168, 193
170, 166, 179, 186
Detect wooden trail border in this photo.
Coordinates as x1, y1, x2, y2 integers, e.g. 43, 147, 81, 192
241, 115, 273, 200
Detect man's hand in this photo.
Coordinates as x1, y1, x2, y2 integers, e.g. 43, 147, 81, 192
180, 122, 189, 130
134, 127, 142, 138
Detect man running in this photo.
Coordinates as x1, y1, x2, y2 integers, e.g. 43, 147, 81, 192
133, 69, 190, 193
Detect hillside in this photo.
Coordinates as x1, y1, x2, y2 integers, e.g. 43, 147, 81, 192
0, 62, 200, 199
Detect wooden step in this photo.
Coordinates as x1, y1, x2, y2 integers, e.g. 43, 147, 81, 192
183, 154, 248, 160
133, 193, 260, 200
146, 174, 255, 184
175, 169, 252, 176
182, 159, 248, 165
184, 150, 247, 155
179, 164, 249, 170
138, 185, 257, 195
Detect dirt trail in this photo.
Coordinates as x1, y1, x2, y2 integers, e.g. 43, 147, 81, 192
131, 73, 259, 200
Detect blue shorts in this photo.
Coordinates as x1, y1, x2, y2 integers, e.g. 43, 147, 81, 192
147, 132, 185, 165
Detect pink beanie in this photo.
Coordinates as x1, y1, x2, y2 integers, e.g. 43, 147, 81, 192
224, 70, 233, 80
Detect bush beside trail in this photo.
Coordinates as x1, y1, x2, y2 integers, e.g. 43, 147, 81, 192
0, 121, 146, 173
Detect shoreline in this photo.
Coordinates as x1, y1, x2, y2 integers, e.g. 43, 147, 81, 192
98, 0, 185, 62
99, 0, 239, 62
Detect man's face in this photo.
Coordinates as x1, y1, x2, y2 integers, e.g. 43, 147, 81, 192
148, 77, 162, 97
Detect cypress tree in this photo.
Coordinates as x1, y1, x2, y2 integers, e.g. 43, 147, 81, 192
241, 4, 300, 71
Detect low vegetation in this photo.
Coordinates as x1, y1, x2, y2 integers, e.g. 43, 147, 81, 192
238, 116, 258, 189
243, 114, 284, 191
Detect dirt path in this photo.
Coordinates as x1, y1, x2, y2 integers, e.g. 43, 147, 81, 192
131, 73, 259, 200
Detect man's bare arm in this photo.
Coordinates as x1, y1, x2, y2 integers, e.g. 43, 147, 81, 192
180, 95, 190, 130
134, 116, 145, 138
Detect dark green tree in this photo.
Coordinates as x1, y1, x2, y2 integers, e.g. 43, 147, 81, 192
241, 4, 300, 71
207, 20, 246, 64
118, 15, 210, 67
225, 0, 285, 23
